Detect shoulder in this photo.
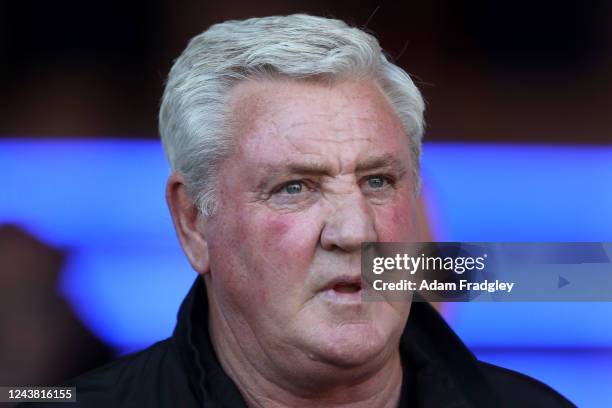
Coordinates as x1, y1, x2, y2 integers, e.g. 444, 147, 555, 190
478, 361, 576, 407
20, 339, 198, 408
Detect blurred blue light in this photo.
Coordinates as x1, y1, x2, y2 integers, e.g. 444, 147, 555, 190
421, 144, 612, 241
0, 139, 175, 248
420, 144, 612, 349
444, 302, 612, 348
59, 245, 194, 354
473, 349, 612, 407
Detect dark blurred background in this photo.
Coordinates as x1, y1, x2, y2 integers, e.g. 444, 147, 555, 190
1, 0, 611, 142
1, 1, 611, 406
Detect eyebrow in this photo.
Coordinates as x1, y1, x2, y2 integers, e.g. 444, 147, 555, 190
256, 153, 407, 189
355, 153, 407, 174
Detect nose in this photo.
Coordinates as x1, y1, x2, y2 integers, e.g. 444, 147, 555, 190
320, 192, 378, 252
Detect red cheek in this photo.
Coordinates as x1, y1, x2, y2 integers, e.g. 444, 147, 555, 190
391, 209, 409, 225
377, 205, 415, 241
265, 216, 292, 239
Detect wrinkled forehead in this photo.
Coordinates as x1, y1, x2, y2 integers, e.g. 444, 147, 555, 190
226, 77, 412, 172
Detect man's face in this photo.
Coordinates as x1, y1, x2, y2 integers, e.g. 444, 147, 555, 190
204, 78, 417, 370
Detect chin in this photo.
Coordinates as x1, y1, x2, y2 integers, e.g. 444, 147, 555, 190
308, 321, 394, 368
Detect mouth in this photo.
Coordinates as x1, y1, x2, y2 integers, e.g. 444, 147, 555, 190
331, 281, 362, 293
320, 277, 363, 303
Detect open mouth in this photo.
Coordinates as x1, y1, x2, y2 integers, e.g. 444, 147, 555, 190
321, 278, 363, 305
320, 277, 364, 303
332, 282, 362, 294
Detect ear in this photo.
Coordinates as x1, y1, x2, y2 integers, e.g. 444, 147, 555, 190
166, 172, 210, 275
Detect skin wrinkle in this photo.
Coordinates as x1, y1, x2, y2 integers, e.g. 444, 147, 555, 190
207, 217, 317, 388
213, 250, 406, 407
208, 288, 294, 405
250, 153, 408, 220
210, 267, 381, 407
255, 153, 407, 187
175, 77, 416, 407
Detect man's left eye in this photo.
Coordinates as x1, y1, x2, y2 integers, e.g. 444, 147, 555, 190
366, 175, 387, 189
283, 181, 304, 195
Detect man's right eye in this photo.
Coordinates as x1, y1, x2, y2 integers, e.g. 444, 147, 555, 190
281, 181, 304, 195
267, 180, 318, 208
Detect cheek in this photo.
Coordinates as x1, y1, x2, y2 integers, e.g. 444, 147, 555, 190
229, 209, 322, 286
258, 213, 320, 270
265, 216, 291, 239
374, 198, 417, 241
208, 212, 277, 310
240, 212, 322, 317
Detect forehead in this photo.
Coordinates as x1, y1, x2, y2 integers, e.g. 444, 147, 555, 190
227, 77, 410, 168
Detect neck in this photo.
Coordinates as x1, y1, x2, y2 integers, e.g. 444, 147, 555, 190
207, 291, 404, 408
238, 358, 403, 408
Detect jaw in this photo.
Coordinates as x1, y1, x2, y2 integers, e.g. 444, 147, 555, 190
287, 301, 402, 370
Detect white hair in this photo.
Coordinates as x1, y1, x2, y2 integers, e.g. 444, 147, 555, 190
159, 14, 425, 216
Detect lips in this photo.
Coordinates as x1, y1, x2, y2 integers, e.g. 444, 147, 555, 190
333, 282, 362, 293
322, 276, 362, 294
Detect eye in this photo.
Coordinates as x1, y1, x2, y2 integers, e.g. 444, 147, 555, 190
281, 181, 304, 195
269, 180, 316, 208
366, 175, 387, 189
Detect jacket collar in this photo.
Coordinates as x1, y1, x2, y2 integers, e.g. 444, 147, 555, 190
400, 300, 499, 407
173, 276, 245, 407
173, 277, 499, 407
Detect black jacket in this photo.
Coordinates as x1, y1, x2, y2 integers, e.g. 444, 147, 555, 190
28, 277, 574, 407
